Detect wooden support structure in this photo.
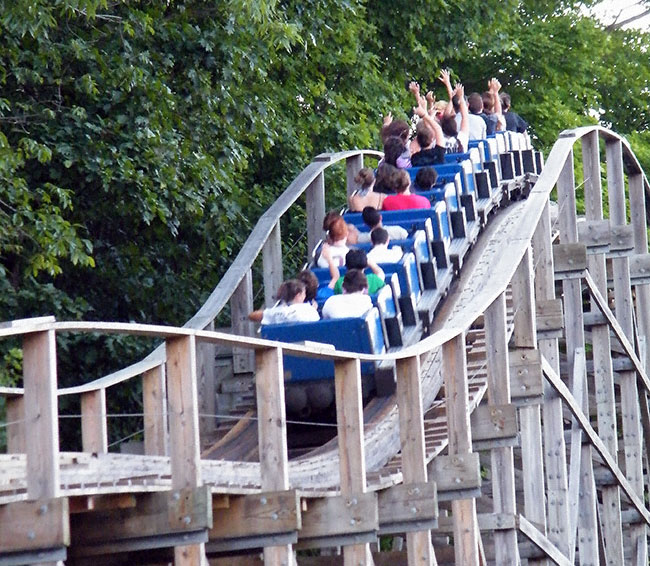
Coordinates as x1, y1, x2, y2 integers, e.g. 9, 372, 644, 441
2, 135, 650, 566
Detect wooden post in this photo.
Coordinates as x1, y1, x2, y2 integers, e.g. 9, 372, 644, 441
81, 389, 108, 453
166, 335, 206, 565
143, 364, 168, 456
23, 330, 60, 501
532, 201, 569, 556
197, 320, 217, 440
443, 334, 479, 566
306, 171, 326, 259
263, 222, 284, 308
511, 247, 548, 551
607, 138, 647, 564
231, 270, 256, 374
256, 347, 295, 566
557, 148, 599, 565
583, 130, 624, 564
6, 395, 26, 453
484, 293, 518, 566
335, 358, 374, 566
346, 154, 364, 199
395, 355, 436, 566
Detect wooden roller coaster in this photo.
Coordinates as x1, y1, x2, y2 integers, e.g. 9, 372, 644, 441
2, 125, 650, 566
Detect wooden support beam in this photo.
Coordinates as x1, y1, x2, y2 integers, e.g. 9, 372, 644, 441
346, 154, 364, 199
377, 483, 438, 535
81, 388, 108, 454
443, 334, 480, 566
395, 355, 436, 565
306, 171, 326, 261
143, 364, 168, 456
166, 335, 206, 565
0, 498, 69, 553
263, 222, 283, 308
535, 299, 564, 338
197, 320, 218, 440
582, 130, 625, 566
518, 515, 572, 566
485, 292, 519, 566
231, 270, 256, 374
509, 348, 543, 401
23, 329, 60, 501
532, 197, 569, 557
335, 358, 375, 565
255, 347, 295, 565
6, 394, 25, 453
552, 243, 587, 279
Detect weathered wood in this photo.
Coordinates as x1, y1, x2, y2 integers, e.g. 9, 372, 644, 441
166, 334, 206, 565
299, 493, 378, 541
518, 515, 572, 566
197, 321, 218, 440
71, 488, 212, 544
628, 253, 650, 284
143, 364, 168, 456
307, 171, 326, 259
443, 335, 480, 566
428, 453, 481, 493
335, 358, 375, 566
346, 154, 364, 199
577, 219, 610, 252
377, 483, 438, 533
81, 388, 108, 454
582, 130, 625, 566
535, 299, 564, 338
509, 348, 543, 400
255, 347, 295, 565
395, 355, 436, 565
262, 222, 284, 308
6, 395, 25, 453
23, 329, 60, 500
552, 243, 587, 278
209, 491, 300, 539
0, 498, 69, 553
470, 404, 518, 442
485, 292, 519, 566
230, 270, 256, 374
608, 224, 635, 256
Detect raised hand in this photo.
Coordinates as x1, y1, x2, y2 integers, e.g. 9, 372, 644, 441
408, 81, 420, 97
382, 112, 393, 126
438, 69, 451, 87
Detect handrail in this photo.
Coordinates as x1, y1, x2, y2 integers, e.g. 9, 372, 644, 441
2, 127, 648, 399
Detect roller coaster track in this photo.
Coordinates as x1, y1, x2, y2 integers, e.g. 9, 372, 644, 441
2, 126, 650, 565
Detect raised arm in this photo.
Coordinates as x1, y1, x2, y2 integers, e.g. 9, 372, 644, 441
455, 83, 469, 147
439, 69, 455, 118
413, 95, 445, 148
489, 78, 505, 131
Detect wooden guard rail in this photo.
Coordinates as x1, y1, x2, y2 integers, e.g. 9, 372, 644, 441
2, 126, 650, 565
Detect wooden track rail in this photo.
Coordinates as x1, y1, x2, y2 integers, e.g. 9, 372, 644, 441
2, 127, 650, 565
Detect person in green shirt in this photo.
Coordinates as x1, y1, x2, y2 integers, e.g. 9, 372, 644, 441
333, 249, 386, 295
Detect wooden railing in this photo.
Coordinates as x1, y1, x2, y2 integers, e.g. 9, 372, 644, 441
2, 127, 650, 565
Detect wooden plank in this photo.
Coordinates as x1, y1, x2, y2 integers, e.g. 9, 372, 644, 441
209, 491, 300, 539
307, 170, 326, 261
485, 292, 519, 566
197, 320, 217, 440
470, 403, 517, 442
583, 128, 625, 566
377, 483, 438, 532
518, 515, 572, 566
230, 270, 256, 374
628, 253, 650, 284
509, 348, 543, 400
552, 243, 587, 278
428, 453, 481, 492
532, 197, 569, 558
255, 347, 295, 565
395, 355, 435, 565
442, 334, 480, 566
535, 299, 564, 337
0, 498, 69, 552
166, 334, 206, 565
299, 493, 378, 540
6, 395, 25, 453
143, 365, 167, 456
334, 358, 375, 565
262, 222, 284, 308
566, 349, 584, 563
608, 224, 635, 256
70, 488, 211, 544
81, 388, 108, 454
346, 154, 364, 199
23, 330, 60, 500
577, 219, 610, 252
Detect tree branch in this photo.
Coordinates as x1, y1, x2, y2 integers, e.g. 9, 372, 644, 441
606, 7, 650, 30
